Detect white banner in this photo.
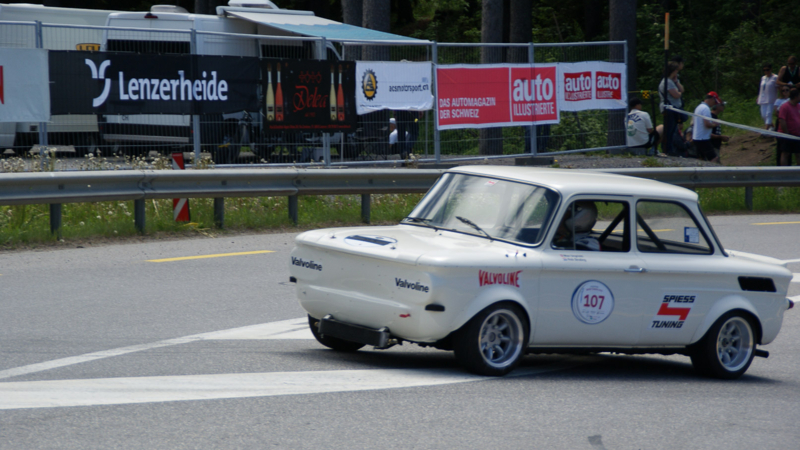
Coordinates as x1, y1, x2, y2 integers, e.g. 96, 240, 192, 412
356, 61, 433, 115
557, 61, 627, 112
0, 48, 50, 122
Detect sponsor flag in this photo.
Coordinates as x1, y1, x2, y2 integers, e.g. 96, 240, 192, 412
558, 61, 627, 111
48, 52, 260, 115
262, 59, 357, 132
355, 61, 433, 114
0, 48, 50, 122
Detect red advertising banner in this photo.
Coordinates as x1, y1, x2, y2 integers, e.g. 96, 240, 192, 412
435, 66, 509, 130
436, 64, 559, 130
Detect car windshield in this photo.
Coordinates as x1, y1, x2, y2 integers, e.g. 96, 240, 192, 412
403, 173, 559, 245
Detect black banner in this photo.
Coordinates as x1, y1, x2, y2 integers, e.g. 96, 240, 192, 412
49, 51, 259, 115
262, 59, 356, 131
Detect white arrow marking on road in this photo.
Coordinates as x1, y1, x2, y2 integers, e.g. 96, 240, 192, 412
0, 318, 313, 381
0, 362, 583, 410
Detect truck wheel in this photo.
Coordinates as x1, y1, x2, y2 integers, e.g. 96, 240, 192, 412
308, 315, 365, 352
453, 303, 529, 376
690, 312, 756, 379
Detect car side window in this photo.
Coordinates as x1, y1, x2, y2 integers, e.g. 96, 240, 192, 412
551, 200, 630, 252
636, 201, 712, 254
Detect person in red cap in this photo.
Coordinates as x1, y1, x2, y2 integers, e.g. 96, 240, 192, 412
691, 92, 722, 163
777, 88, 800, 165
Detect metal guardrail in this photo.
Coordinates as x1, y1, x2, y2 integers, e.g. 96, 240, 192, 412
1, 166, 799, 234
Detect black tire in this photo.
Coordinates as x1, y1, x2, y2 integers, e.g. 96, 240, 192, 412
453, 303, 529, 376
308, 315, 365, 352
689, 312, 756, 379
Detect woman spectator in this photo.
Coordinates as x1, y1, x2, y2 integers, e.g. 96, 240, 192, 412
658, 61, 684, 156
758, 64, 779, 130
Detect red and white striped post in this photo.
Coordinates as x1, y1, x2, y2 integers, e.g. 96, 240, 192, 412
171, 152, 190, 222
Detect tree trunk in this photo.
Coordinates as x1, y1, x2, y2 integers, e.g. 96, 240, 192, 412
363, 0, 391, 61
342, 0, 363, 60
509, 0, 531, 63
480, 0, 504, 156
584, 0, 603, 41
608, 0, 637, 147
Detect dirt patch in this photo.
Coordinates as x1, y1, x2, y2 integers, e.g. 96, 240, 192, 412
720, 132, 777, 166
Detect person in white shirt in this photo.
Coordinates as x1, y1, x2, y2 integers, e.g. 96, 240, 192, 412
626, 97, 658, 155
758, 64, 779, 130
692, 92, 722, 163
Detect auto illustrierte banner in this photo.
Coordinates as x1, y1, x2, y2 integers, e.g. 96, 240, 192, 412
261, 59, 357, 132
355, 61, 433, 114
0, 48, 50, 122
435, 64, 560, 131
558, 61, 627, 112
48, 51, 260, 115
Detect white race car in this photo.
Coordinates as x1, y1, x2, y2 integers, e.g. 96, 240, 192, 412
290, 166, 794, 379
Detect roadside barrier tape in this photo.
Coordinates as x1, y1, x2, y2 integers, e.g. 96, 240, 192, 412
665, 105, 800, 141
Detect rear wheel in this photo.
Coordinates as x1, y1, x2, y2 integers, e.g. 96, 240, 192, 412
690, 312, 756, 379
453, 303, 529, 376
308, 315, 365, 352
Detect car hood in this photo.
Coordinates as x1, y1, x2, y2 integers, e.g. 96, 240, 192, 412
295, 224, 530, 267
726, 249, 788, 268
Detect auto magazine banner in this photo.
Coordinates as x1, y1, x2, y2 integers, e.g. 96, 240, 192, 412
355, 61, 433, 114
435, 64, 560, 130
261, 59, 356, 131
436, 62, 627, 130
48, 52, 260, 115
0, 48, 50, 122
558, 61, 627, 112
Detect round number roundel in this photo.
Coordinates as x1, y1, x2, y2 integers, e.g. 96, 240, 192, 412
571, 280, 615, 324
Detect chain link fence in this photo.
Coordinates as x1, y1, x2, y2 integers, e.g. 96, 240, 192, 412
0, 19, 626, 169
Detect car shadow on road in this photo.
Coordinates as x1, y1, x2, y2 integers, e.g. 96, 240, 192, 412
290, 347, 781, 384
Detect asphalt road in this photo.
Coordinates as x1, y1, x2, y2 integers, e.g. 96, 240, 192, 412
1, 214, 799, 450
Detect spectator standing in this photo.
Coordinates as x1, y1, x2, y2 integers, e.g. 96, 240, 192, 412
395, 110, 420, 159
777, 56, 800, 88
774, 86, 791, 165
758, 64, 779, 130
777, 88, 800, 166
626, 97, 658, 155
659, 61, 685, 156
692, 92, 722, 163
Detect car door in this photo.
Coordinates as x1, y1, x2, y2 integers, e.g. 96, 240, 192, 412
633, 199, 724, 345
534, 197, 648, 346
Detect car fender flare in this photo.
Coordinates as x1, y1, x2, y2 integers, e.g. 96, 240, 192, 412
690, 295, 762, 344
451, 286, 533, 334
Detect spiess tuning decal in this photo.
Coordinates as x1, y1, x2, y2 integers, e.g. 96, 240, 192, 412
649, 294, 696, 329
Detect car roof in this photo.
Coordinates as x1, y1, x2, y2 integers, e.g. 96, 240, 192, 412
448, 166, 698, 202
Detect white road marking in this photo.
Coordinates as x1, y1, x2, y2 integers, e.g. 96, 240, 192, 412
782, 258, 800, 264
793, 274, 800, 283
0, 361, 582, 410
0, 318, 312, 381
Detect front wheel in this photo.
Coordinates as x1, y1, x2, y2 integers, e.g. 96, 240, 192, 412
308, 315, 365, 352
690, 312, 756, 379
453, 303, 529, 376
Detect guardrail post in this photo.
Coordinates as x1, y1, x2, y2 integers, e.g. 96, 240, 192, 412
214, 198, 225, 228
745, 187, 754, 211
361, 193, 371, 224
134, 199, 145, 233
49, 203, 61, 238
288, 195, 299, 225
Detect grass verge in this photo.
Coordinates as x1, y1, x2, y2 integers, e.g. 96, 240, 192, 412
1, 187, 797, 251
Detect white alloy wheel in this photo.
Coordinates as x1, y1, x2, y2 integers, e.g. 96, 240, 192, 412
715, 316, 754, 373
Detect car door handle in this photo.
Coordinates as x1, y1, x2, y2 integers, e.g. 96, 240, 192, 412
624, 266, 647, 273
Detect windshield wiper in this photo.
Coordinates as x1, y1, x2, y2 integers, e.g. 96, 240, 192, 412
402, 216, 439, 230
456, 216, 493, 241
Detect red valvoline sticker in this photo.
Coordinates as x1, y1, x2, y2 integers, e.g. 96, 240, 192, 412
595, 71, 622, 100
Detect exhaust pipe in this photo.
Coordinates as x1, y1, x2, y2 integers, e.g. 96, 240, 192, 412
755, 349, 769, 359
